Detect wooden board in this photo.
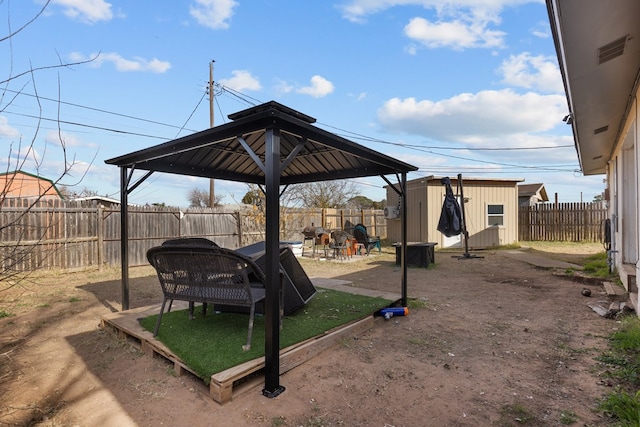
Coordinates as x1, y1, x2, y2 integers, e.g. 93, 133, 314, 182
101, 306, 376, 404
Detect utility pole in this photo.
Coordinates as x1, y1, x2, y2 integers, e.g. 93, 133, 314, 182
208, 60, 215, 208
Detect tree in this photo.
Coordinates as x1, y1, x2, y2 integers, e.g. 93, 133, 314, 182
1, 0, 94, 291
58, 185, 99, 200
187, 187, 223, 207
292, 180, 358, 208
241, 186, 262, 205
346, 195, 386, 210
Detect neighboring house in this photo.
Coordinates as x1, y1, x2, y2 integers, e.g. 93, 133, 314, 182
0, 170, 62, 200
518, 183, 549, 207
70, 196, 120, 208
547, 0, 639, 310
385, 176, 523, 249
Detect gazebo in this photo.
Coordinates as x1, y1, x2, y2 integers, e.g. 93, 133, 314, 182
105, 101, 418, 398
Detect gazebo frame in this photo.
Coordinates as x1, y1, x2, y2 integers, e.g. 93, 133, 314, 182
105, 101, 418, 398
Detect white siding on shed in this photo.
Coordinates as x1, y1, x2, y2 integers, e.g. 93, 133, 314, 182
386, 176, 522, 249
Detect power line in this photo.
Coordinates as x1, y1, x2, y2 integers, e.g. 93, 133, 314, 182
174, 89, 207, 138
3, 88, 200, 134
4, 84, 583, 204
320, 121, 574, 151
216, 83, 262, 107
208, 87, 579, 173
3, 110, 170, 140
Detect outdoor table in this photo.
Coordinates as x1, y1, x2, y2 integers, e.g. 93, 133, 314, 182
392, 242, 437, 268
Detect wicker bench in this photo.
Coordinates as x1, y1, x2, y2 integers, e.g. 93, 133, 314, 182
146, 245, 267, 351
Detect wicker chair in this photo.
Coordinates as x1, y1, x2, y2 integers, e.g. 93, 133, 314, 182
161, 237, 219, 248
146, 245, 266, 351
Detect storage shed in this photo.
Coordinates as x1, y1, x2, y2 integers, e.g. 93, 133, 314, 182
386, 175, 523, 249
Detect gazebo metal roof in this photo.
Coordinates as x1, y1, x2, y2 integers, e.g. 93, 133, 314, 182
106, 101, 416, 185
105, 101, 417, 398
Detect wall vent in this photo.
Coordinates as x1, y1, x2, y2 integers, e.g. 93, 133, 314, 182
594, 125, 609, 135
598, 36, 628, 64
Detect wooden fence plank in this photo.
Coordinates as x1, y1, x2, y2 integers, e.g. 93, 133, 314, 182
518, 202, 607, 242
0, 199, 388, 271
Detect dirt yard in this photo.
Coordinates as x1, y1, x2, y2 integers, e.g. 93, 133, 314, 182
0, 242, 627, 426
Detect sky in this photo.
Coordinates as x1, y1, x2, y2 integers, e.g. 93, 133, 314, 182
1, 0, 605, 207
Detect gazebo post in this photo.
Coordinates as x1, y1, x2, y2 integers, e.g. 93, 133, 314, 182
262, 127, 285, 398
119, 166, 130, 311
400, 172, 408, 307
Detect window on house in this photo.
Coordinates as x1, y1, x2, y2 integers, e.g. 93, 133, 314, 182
487, 204, 504, 226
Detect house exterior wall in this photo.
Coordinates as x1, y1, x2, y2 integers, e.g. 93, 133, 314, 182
386, 177, 520, 249
606, 87, 639, 299
0, 172, 61, 199
519, 195, 542, 206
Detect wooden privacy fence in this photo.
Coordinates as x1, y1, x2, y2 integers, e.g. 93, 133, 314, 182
0, 198, 387, 272
518, 202, 607, 242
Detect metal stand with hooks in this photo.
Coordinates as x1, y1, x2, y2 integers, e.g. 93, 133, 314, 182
453, 174, 483, 260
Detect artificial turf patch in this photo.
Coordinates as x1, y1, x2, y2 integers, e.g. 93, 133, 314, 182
139, 287, 392, 381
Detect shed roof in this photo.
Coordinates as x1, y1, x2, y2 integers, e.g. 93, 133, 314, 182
518, 183, 549, 201
419, 175, 524, 185
386, 175, 524, 190
105, 101, 417, 183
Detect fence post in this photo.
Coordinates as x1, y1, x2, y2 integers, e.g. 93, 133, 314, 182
97, 204, 104, 270
236, 211, 243, 247
372, 211, 377, 237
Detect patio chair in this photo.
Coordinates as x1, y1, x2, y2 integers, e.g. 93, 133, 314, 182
161, 237, 219, 248
353, 224, 381, 255
159, 238, 220, 313
330, 230, 351, 260
146, 245, 266, 351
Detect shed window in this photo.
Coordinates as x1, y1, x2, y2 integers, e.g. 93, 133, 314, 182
487, 204, 504, 226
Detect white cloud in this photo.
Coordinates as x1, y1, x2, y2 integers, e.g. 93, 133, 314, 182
338, 0, 533, 23
274, 79, 295, 95
0, 115, 20, 139
296, 75, 335, 98
190, 0, 238, 29
404, 16, 505, 49
339, 0, 537, 50
350, 92, 368, 101
404, 44, 419, 55
377, 89, 567, 143
531, 21, 550, 38
52, 0, 113, 24
45, 130, 98, 149
69, 52, 171, 73
499, 53, 564, 93
218, 70, 261, 92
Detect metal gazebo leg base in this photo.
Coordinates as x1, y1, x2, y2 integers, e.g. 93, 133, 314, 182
262, 385, 286, 398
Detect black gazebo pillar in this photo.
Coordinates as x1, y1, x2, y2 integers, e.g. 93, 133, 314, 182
119, 166, 130, 311
400, 172, 408, 306
262, 126, 285, 397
